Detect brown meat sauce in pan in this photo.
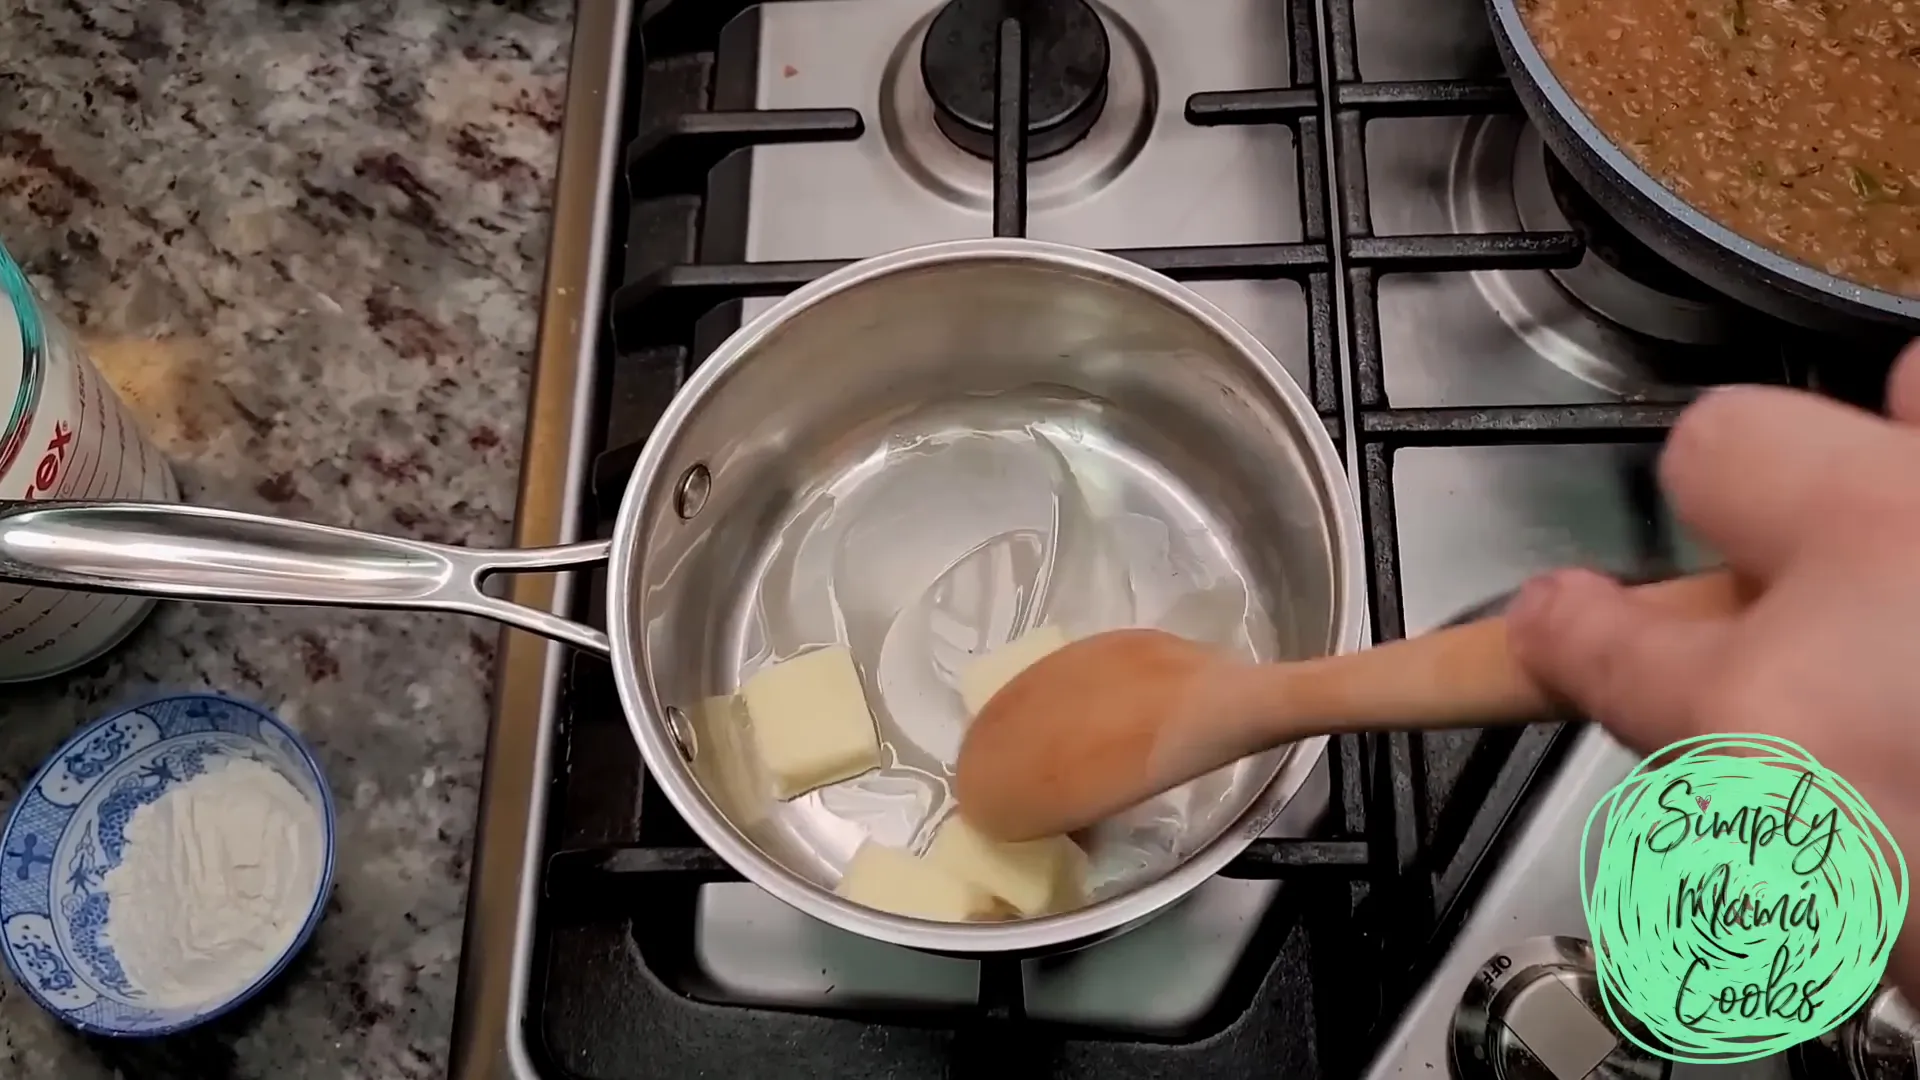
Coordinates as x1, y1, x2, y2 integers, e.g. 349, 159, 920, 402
1520, 0, 1920, 296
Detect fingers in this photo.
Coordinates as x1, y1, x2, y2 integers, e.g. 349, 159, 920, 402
1886, 339, 1920, 425
1507, 568, 1729, 753
1659, 384, 1901, 578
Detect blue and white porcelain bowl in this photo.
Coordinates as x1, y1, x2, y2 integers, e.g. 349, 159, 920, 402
0, 693, 335, 1036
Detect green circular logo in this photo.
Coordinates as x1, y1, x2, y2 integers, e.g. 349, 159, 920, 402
1580, 733, 1908, 1063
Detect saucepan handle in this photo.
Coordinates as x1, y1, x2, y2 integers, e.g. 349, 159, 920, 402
0, 500, 614, 655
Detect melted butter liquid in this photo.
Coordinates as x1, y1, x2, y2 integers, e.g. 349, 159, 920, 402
739, 395, 1273, 898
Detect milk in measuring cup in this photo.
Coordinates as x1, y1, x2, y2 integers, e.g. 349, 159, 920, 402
0, 240, 179, 681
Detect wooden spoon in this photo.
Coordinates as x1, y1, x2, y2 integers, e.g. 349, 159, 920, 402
953, 570, 1746, 842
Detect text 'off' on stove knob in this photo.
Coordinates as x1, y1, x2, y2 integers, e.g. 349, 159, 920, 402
1450, 936, 1668, 1080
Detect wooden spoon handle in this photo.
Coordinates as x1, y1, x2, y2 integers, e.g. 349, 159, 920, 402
1248, 569, 1747, 738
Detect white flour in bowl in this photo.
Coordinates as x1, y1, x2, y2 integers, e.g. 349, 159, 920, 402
101, 756, 324, 1009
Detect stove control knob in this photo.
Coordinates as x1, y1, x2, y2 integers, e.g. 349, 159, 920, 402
1827, 985, 1920, 1080
1450, 936, 1668, 1080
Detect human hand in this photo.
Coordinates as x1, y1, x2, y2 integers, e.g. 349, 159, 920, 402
1505, 340, 1920, 993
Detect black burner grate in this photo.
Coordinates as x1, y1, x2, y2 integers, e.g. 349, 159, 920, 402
516, 0, 1824, 1076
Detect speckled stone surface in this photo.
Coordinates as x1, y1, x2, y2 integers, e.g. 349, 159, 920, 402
0, 1, 573, 1076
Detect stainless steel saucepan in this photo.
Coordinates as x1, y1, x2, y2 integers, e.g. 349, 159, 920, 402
0, 239, 1365, 955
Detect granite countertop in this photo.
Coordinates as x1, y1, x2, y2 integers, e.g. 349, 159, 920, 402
0, 1, 573, 1076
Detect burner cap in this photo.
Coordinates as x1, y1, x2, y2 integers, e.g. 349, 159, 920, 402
920, 0, 1111, 161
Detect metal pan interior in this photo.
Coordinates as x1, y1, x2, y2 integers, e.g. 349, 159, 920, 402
616, 242, 1356, 950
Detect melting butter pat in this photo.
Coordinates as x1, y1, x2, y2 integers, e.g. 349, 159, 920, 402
741, 645, 883, 799
686, 696, 770, 828
925, 814, 1090, 917
960, 625, 1070, 715
836, 841, 1001, 922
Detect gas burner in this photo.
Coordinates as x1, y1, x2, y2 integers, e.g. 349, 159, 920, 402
881, 1, 1155, 213
1451, 117, 1787, 397
1513, 134, 1730, 343
921, 0, 1111, 160
1536, 151, 1717, 307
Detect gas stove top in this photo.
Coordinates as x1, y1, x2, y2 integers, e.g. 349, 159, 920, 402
448, 1, 1903, 1078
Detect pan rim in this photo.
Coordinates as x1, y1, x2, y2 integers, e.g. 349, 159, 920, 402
603, 237, 1368, 954
1485, 0, 1920, 330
